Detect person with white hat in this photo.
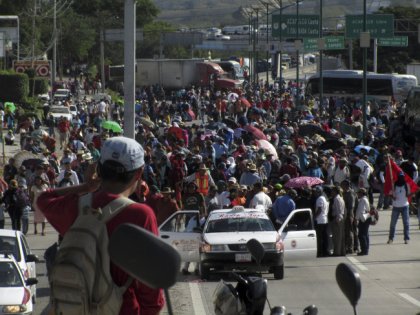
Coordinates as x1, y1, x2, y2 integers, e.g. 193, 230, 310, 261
37, 136, 164, 314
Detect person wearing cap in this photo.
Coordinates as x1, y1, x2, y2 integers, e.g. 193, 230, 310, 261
249, 182, 272, 212
183, 163, 215, 197
239, 163, 261, 187
57, 159, 80, 187
355, 188, 371, 255
37, 136, 165, 314
313, 186, 329, 257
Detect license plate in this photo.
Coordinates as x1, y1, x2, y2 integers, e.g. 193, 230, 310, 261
235, 253, 252, 262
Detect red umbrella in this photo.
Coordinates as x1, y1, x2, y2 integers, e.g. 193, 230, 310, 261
244, 125, 267, 140
240, 97, 252, 108
284, 176, 324, 189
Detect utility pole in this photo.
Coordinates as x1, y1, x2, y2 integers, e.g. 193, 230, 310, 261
100, 27, 105, 93
295, 0, 300, 108
123, 0, 136, 139
31, 0, 37, 67
52, 0, 57, 86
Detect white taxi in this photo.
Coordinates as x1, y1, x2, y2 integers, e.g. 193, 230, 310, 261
0, 230, 38, 303
159, 207, 317, 280
0, 254, 37, 315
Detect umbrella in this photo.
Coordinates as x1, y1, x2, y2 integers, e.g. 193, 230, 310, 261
227, 92, 239, 102
244, 125, 267, 140
354, 145, 378, 155
4, 102, 16, 113
138, 117, 155, 129
240, 97, 252, 108
257, 139, 278, 159
284, 176, 324, 189
207, 122, 227, 131
13, 151, 40, 168
222, 118, 238, 129
319, 139, 347, 151
102, 120, 123, 133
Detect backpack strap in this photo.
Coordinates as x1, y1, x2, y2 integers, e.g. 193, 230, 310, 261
78, 193, 135, 222
100, 197, 135, 223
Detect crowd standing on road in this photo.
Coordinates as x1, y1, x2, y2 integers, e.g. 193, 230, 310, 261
1, 76, 420, 314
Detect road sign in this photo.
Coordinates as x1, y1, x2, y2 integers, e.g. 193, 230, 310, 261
378, 36, 408, 47
304, 36, 345, 51
272, 15, 320, 38
345, 14, 394, 39
12, 60, 51, 77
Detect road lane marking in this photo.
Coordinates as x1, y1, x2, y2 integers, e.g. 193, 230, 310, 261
347, 256, 368, 271
399, 293, 420, 308
189, 282, 207, 315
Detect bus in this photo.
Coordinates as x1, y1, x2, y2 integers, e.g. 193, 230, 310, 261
305, 70, 417, 102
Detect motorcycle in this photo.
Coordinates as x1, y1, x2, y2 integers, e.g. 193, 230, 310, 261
213, 238, 361, 315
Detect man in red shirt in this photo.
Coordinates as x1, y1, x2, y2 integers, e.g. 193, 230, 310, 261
57, 117, 70, 150
37, 136, 164, 315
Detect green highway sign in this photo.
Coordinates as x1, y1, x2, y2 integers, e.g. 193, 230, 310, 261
345, 14, 394, 39
304, 36, 345, 51
272, 15, 320, 38
378, 36, 408, 47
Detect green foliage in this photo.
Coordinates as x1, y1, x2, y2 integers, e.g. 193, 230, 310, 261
29, 78, 49, 96
0, 73, 29, 103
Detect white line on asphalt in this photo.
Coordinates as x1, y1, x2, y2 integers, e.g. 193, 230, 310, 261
399, 293, 420, 308
189, 282, 207, 315
347, 256, 368, 271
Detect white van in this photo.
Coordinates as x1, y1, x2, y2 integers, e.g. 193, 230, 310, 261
222, 25, 251, 35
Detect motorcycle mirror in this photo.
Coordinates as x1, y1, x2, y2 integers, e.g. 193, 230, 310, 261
303, 305, 318, 315
336, 263, 361, 311
246, 238, 265, 265
109, 223, 181, 289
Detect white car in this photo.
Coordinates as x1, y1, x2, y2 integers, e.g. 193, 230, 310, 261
53, 89, 71, 102
0, 230, 38, 303
159, 207, 317, 280
49, 106, 72, 122
0, 254, 37, 315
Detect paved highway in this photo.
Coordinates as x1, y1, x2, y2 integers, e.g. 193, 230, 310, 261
9, 199, 419, 315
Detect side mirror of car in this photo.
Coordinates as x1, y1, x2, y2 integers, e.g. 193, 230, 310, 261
26, 278, 38, 286
26, 254, 39, 263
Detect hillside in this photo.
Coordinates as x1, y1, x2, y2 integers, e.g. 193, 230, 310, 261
154, 0, 393, 28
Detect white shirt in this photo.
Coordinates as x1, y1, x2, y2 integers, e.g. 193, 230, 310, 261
392, 185, 409, 207
98, 101, 107, 113
333, 166, 350, 184
57, 169, 79, 186
315, 195, 329, 224
216, 191, 231, 208
249, 191, 272, 211
356, 159, 373, 188
356, 196, 370, 221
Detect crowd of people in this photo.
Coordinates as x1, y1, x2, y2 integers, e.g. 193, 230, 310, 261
0, 77, 419, 314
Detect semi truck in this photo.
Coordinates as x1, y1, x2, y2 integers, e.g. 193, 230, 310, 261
135, 59, 242, 90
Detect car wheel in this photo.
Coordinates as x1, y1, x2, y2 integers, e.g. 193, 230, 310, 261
273, 265, 284, 280
199, 263, 210, 280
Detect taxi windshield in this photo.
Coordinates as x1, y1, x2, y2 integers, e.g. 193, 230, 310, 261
0, 262, 23, 287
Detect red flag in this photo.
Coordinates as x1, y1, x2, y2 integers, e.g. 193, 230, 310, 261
384, 158, 419, 197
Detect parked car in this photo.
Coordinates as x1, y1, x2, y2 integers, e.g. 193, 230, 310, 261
159, 207, 317, 280
0, 230, 38, 304
49, 106, 72, 122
